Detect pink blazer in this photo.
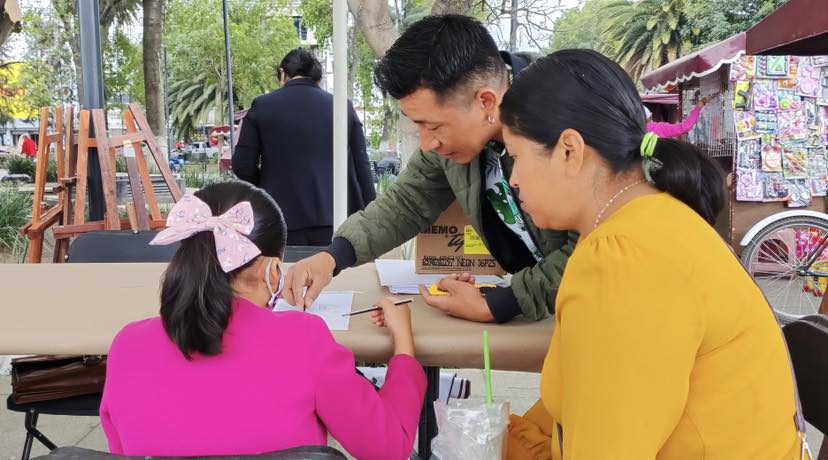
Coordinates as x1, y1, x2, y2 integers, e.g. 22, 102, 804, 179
100, 297, 426, 459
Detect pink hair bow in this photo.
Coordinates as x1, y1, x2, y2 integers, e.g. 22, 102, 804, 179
149, 194, 260, 272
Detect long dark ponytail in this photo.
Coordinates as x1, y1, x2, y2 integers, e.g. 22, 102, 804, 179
160, 181, 286, 359
500, 49, 725, 224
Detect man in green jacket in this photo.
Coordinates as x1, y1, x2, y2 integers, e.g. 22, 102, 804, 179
284, 15, 575, 323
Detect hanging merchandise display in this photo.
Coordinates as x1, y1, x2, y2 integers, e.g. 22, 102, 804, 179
755, 112, 778, 134
736, 168, 764, 201
757, 55, 790, 78
733, 81, 751, 109
738, 138, 762, 169
761, 137, 783, 172
734, 110, 758, 139
733, 56, 828, 208
797, 60, 821, 98
730, 55, 756, 81
752, 79, 779, 110
782, 143, 808, 179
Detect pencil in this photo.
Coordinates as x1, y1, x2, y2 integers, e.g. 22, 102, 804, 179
342, 298, 414, 316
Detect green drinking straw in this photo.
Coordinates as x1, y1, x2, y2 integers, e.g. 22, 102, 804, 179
483, 330, 493, 405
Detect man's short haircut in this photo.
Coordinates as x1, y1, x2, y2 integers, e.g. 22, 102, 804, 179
374, 14, 506, 103
279, 47, 322, 82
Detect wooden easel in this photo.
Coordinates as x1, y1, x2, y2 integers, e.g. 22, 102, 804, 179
21, 106, 69, 263
22, 104, 182, 263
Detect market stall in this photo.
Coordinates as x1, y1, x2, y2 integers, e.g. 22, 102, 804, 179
641, 35, 828, 322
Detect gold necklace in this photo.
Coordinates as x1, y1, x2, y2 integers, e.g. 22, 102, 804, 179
593, 179, 646, 229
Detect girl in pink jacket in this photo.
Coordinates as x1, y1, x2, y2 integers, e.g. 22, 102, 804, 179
100, 181, 425, 459
645, 96, 709, 138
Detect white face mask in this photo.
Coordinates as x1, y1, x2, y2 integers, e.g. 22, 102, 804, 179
264, 257, 284, 309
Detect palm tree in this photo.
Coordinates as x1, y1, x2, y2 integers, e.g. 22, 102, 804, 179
168, 73, 227, 141
602, 0, 699, 80
100, 0, 141, 32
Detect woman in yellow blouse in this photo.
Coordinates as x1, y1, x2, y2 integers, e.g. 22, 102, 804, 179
499, 50, 804, 459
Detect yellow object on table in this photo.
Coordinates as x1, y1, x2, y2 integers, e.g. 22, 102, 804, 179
428, 283, 497, 296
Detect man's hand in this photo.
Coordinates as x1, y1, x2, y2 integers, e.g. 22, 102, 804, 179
446, 272, 475, 285
418, 278, 494, 322
283, 252, 336, 308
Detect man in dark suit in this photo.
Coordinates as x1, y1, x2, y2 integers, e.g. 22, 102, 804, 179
233, 48, 376, 246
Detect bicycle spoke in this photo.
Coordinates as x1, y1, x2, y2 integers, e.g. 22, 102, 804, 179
795, 281, 806, 316
744, 220, 828, 319
755, 239, 796, 270
766, 280, 798, 304
764, 274, 799, 314
778, 277, 797, 314
753, 266, 796, 285
796, 281, 820, 316
805, 290, 820, 315
754, 268, 795, 282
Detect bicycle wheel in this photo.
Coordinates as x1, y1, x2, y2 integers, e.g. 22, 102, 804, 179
741, 215, 828, 324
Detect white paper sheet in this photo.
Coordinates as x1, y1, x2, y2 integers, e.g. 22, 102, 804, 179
375, 259, 506, 294
273, 291, 353, 331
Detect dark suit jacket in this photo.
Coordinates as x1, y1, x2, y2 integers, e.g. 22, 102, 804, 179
232, 78, 376, 231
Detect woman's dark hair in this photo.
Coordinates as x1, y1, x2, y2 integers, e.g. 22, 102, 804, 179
500, 49, 725, 225
279, 47, 322, 82
374, 14, 506, 101
160, 181, 287, 359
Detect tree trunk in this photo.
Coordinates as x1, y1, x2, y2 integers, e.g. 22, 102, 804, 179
378, 98, 395, 149
54, 1, 84, 105
142, 0, 164, 134
69, 35, 84, 105
398, 116, 419, 164
346, 0, 398, 58
509, 0, 518, 52
431, 0, 477, 15
347, 23, 358, 100
0, 0, 21, 49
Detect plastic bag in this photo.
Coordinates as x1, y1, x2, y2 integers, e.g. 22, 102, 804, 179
431, 400, 509, 460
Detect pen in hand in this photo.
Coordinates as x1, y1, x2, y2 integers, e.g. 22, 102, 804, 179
342, 298, 414, 316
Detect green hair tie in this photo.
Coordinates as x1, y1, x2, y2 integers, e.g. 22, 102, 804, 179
640, 132, 658, 158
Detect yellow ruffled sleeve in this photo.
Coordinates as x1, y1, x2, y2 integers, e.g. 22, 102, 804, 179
550, 235, 705, 459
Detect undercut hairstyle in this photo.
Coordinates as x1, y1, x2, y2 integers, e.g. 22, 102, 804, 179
374, 14, 506, 103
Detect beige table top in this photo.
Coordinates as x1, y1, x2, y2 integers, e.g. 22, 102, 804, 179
0, 263, 553, 372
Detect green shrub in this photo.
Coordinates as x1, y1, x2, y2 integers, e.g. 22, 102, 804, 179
46, 159, 57, 182
376, 172, 397, 195
6, 154, 35, 179
0, 186, 31, 250
5, 155, 58, 182
115, 156, 128, 173
183, 170, 235, 189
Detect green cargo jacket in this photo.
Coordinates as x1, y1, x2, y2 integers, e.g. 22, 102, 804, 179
332, 147, 577, 321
